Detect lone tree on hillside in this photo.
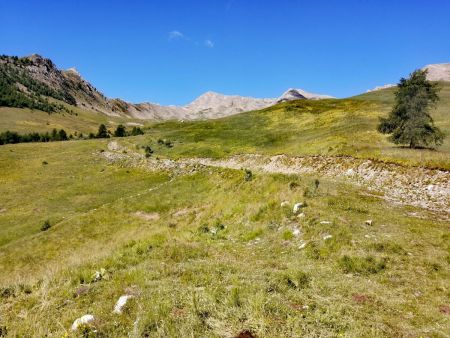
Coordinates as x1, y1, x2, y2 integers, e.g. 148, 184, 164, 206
378, 69, 444, 149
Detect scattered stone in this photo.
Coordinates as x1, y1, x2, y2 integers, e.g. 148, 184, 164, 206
293, 203, 304, 214
73, 285, 90, 298
298, 241, 307, 249
113, 295, 134, 314
280, 201, 289, 207
134, 211, 160, 221
292, 227, 301, 237
320, 221, 331, 224
92, 268, 107, 282
345, 168, 355, 176
71, 314, 95, 331
365, 220, 373, 226
297, 212, 306, 219
323, 234, 333, 240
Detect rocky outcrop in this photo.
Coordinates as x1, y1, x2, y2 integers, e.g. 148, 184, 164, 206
277, 88, 334, 102
423, 63, 450, 82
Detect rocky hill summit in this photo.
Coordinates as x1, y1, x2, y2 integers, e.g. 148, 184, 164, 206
423, 62, 450, 82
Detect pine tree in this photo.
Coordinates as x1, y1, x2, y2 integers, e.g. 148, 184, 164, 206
378, 69, 444, 148
113, 124, 126, 137
96, 124, 109, 138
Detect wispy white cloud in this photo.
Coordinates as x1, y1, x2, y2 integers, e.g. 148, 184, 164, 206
168, 30, 184, 40
169, 31, 214, 48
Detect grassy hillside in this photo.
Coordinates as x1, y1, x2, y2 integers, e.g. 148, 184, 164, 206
0, 138, 448, 337
136, 82, 449, 169
0, 103, 146, 135
0, 83, 449, 336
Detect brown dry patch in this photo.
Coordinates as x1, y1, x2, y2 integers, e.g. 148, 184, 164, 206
73, 285, 90, 298
171, 307, 186, 318
234, 330, 256, 338
352, 294, 372, 304
134, 211, 160, 221
439, 305, 450, 314
172, 207, 198, 218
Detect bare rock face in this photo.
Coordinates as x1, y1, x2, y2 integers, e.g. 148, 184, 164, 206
423, 63, 450, 82
184, 91, 275, 119
277, 88, 334, 102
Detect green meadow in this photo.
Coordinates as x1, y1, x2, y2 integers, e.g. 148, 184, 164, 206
0, 85, 449, 337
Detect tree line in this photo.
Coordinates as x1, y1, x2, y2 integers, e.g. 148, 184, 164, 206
0, 124, 144, 145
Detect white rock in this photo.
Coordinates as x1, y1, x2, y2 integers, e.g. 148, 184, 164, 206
323, 234, 333, 240
113, 295, 134, 314
298, 241, 307, 249
297, 212, 306, 219
365, 220, 373, 226
345, 169, 355, 177
293, 203, 304, 214
292, 228, 301, 237
71, 314, 95, 331
320, 221, 331, 224
280, 201, 289, 207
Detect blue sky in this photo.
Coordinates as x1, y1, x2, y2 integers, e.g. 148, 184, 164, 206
1, 0, 449, 105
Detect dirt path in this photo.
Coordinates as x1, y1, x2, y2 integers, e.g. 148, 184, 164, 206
102, 142, 450, 219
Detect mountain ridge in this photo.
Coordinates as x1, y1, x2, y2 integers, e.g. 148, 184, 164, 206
0, 54, 333, 120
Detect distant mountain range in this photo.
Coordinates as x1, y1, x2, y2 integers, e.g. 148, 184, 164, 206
1, 54, 449, 120
0, 54, 333, 120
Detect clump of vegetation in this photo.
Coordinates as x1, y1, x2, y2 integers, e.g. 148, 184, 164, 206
144, 146, 154, 158
338, 255, 387, 274
369, 242, 405, 255
303, 178, 320, 197
244, 169, 253, 181
280, 270, 311, 290
130, 126, 144, 136
157, 138, 173, 148
40, 220, 51, 231
378, 69, 445, 148
230, 287, 242, 307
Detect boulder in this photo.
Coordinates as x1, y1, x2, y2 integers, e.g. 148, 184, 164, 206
71, 314, 94, 331
113, 295, 134, 314
293, 203, 304, 214
280, 201, 289, 207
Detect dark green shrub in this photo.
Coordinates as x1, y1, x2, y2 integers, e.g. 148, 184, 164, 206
40, 220, 51, 231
